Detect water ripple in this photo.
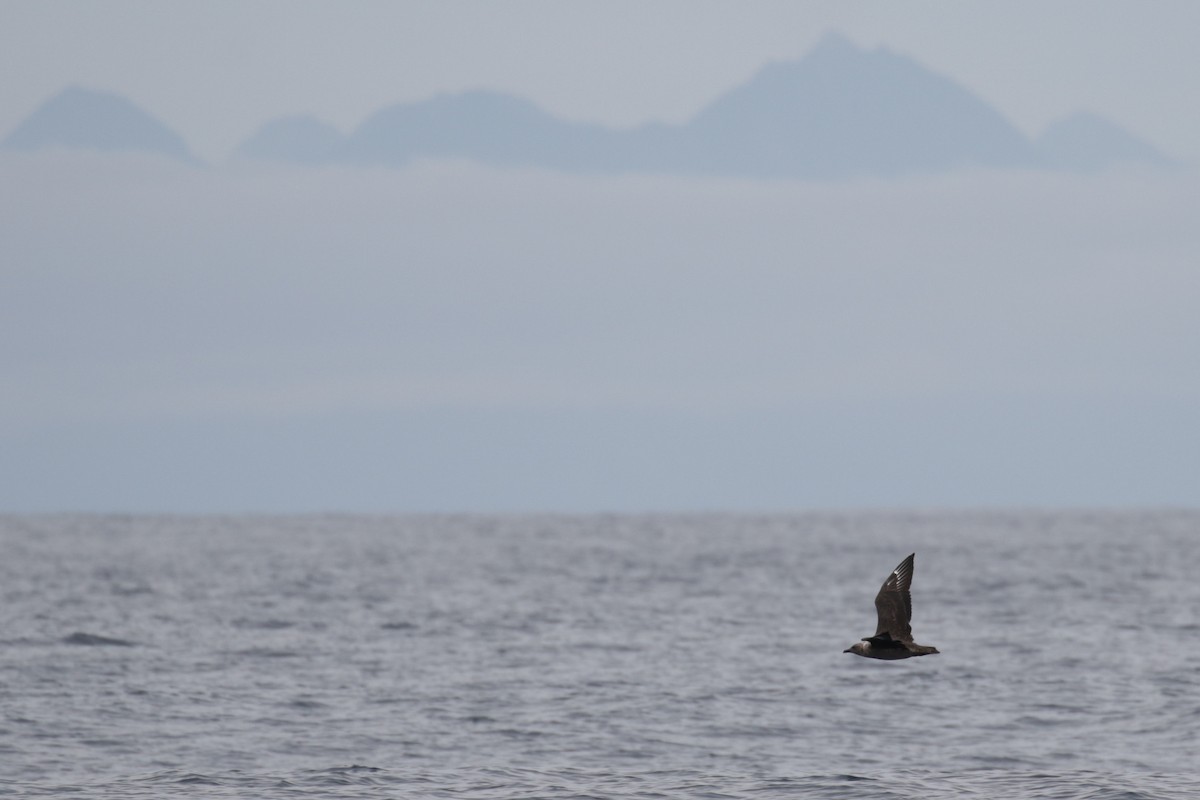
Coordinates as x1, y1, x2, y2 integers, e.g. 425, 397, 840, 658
1, 512, 1198, 797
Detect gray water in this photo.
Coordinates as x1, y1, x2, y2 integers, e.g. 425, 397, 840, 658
1, 512, 1197, 798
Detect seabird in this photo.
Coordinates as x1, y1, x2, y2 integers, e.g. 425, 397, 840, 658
843, 553, 940, 660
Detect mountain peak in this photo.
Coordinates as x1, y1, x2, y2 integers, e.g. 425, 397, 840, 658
685, 31, 1037, 177
807, 30, 864, 59
2, 86, 196, 162
236, 114, 345, 165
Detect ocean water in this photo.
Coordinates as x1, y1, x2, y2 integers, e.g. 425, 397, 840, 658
1, 512, 1197, 798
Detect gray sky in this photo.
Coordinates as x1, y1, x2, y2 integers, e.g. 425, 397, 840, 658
3, 2, 1200, 512
2, 1, 1199, 163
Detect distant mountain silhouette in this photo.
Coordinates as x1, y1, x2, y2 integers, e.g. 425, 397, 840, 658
1035, 111, 1177, 172
241, 32, 1047, 178
235, 114, 346, 165
2, 86, 196, 162
345, 90, 614, 170
240, 32, 1172, 178
653, 32, 1041, 178
5, 35, 1177, 178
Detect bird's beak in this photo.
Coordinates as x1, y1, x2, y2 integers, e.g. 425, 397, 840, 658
843, 648, 853, 653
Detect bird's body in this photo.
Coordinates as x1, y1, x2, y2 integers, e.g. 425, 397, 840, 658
844, 553, 940, 660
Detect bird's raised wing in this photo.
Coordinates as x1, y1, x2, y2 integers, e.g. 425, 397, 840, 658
874, 553, 914, 642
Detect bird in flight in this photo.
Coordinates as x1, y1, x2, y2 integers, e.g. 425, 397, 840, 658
844, 553, 940, 660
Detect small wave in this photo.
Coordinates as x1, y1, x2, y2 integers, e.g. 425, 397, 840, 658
174, 773, 221, 785
133, 770, 224, 786
1013, 714, 1073, 728
294, 764, 389, 788
61, 631, 135, 647
494, 727, 547, 739
224, 647, 302, 659
285, 697, 329, 710
111, 583, 154, 597
79, 738, 127, 750
232, 618, 296, 630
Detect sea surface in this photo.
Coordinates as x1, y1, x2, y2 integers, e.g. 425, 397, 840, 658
1, 512, 1197, 798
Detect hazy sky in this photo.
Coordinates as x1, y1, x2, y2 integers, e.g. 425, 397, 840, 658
2, 1, 1199, 162
4, 157, 1199, 511
3, 3, 1200, 512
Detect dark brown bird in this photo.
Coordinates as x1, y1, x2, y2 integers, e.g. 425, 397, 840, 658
843, 553, 940, 660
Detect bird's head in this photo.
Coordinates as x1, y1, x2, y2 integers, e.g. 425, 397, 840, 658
844, 642, 869, 656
